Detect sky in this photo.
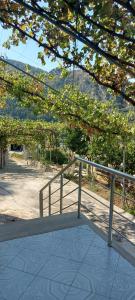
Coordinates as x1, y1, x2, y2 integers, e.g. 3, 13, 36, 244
0, 26, 59, 72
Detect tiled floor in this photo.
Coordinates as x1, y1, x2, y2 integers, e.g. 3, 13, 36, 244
0, 225, 135, 300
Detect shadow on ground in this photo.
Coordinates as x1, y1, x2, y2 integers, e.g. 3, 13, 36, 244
0, 159, 44, 180
81, 199, 135, 243
0, 213, 24, 224
0, 182, 14, 196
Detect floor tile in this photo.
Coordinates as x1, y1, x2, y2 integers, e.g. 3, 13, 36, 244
0, 254, 15, 268
38, 255, 80, 285
72, 262, 115, 298
20, 276, 69, 300
0, 267, 34, 300
0, 239, 24, 268
19, 232, 60, 255
4, 238, 25, 248
83, 245, 119, 271
65, 286, 110, 300
0, 240, 22, 256
52, 237, 91, 262
110, 272, 135, 300
116, 256, 135, 277
52, 225, 95, 243
8, 248, 49, 275
92, 235, 108, 249
0, 225, 134, 300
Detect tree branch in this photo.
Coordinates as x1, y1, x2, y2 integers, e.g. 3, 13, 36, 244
13, 0, 135, 75
62, 112, 120, 135
63, 0, 135, 44
0, 75, 45, 101
114, 0, 135, 16
0, 75, 120, 135
0, 16, 134, 105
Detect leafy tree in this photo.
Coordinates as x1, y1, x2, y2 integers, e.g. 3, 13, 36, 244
88, 133, 135, 174
0, 62, 134, 137
0, 0, 134, 105
125, 140, 135, 175
65, 127, 90, 155
44, 149, 68, 165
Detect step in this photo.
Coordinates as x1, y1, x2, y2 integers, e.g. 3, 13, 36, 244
1, 210, 135, 269
0, 212, 87, 242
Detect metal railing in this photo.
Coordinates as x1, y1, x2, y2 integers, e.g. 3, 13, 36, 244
39, 156, 135, 247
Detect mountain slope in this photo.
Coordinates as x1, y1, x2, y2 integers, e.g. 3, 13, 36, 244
5, 59, 111, 101
1, 59, 123, 120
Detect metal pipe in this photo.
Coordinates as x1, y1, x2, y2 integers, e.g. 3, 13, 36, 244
60, 174, 63, 214
78, 162, 82, 218
108, 175, 115, 247
39, 157, 135, 196
122, 144, 126, 203
77, 157, 135, 181
40, 158, 77, 193
39, 191, 43, 218
49, 184, 51, 216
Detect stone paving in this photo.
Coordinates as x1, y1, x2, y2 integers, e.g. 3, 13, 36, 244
0, 224, 135, 300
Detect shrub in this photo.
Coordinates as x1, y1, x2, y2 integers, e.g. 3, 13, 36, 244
44, 149, 68, 165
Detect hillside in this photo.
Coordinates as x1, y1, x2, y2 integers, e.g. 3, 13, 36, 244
6, 59, 111, 101
0, 59, 124, 120
50, 68, 111, 101
6, 59, 45, 75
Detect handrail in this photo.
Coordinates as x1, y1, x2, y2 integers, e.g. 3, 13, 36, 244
39, 156, 135, 248
40, 158, 77, 193
76, 157, 135, 181
40, 157, 135, 195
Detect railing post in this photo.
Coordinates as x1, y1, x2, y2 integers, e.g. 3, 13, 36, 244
39, 190, 43, 218
78, 162, 82, 219
49, 184, 51, 216
60, 174, 63, 214
108, 175, 115, 247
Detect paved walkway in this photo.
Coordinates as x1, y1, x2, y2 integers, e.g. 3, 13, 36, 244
0, 224, 135, 300
0, 158, 57, 222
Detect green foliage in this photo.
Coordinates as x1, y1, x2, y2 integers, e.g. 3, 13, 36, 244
0, 0, 134, 104
125, 209, 135, 216
88, 134, 135, 174
0, 135, 7, 149
88, 134, 122, 167
44, 149, 68, 165
0, 61, 134, 175
0, 116, 65, 152
0, 60, 134, 139
125, 140, 135, 174
65, 128, 89, 155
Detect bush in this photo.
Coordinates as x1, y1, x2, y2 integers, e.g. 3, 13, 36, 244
44, 149, 68, 165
